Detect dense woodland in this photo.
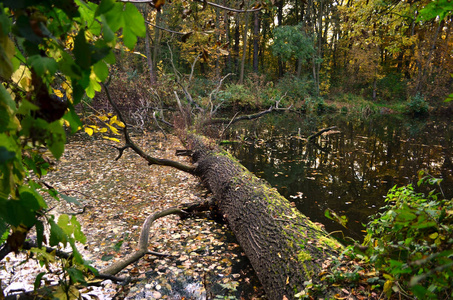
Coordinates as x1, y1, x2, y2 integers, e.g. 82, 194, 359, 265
1, 0, 452, 299
120, 0, 453, 110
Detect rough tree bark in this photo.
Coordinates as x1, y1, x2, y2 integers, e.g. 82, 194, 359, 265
185, 135, 343, 300
103, 84, 344, 299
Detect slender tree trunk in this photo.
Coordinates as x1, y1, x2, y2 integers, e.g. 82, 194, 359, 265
277, 0, 284, 77
234, 13, 241, 73
253, 11, 260, 73
239, 12, 249, 84
152, 10, 162, 77
415, 21, 442, 94
224, 0, 232, 73
145, 26, 156, 85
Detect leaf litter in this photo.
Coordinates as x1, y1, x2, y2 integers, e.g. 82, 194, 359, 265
0, 131, 264, 300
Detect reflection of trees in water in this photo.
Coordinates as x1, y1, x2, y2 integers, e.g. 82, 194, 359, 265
226, 115, 452, 238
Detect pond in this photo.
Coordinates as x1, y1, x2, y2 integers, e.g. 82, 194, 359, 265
224, 113, 453, 240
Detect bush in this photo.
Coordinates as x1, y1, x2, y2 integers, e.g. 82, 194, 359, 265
275, 74, 315, 104
376, 73, 408, 102
364, 172, 453, 299
217, 84, 257, 109
406, 94, 429, 116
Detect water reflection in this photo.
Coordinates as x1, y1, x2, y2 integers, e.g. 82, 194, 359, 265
225, 114, 453, 240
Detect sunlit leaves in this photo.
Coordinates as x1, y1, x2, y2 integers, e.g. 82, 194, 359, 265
418, 0, 453, 21
364, 178, 453, 298
98, 0, 146, 50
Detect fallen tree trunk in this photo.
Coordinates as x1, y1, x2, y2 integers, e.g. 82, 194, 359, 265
186, 135, 344, 299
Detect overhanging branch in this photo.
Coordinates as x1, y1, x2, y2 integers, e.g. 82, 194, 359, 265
120, 0, 262, 13
101, 83, 196, 175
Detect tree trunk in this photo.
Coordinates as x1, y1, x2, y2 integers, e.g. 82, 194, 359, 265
253, 11, 260, 73
239, 12, 249, 84
186, 135, 343, 300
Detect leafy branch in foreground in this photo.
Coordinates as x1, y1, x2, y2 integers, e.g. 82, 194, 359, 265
363, 171, 453, 299
0, 0, 146, 297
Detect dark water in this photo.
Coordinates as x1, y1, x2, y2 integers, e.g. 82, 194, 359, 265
224, 113, 453, 240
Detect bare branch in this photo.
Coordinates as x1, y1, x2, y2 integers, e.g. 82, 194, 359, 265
120, 0, 262, 13
102, 83, 196, 175
145, 20, 186, 35
152, 111, 167, 139
307, 126, 338, 142
209, 73, 234, 117
100, 200, 212, 275
193, 0, 263, 13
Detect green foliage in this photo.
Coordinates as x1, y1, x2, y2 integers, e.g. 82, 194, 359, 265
376, 73, 408, 102
364, 172, 453, 299
218, 84, 257, 109
271, 24, 314, 63
419, 0, 453, 21
406, 94, 429, 116
275, 74, 315, 102
0, 0, 144, 296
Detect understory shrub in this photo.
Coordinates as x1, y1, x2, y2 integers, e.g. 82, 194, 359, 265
364, 171, 453, 299
376, 73, 408, 102
217, 83, 257, 109
406, 94, 429, 116
275, 74, 314, 104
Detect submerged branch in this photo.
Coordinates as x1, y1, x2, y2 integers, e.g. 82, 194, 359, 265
307, 126, 338, 142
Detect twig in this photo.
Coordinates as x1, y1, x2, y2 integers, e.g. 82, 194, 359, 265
219, 112, 240, 138
145, 20, 186, 35
152, 111, 168, 139
209, 73, 234, 117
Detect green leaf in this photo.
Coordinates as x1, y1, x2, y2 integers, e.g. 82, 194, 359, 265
124, 3, 146, 37
73, 29, 91, 70
28, 55, 58, 77
0, 146, 15, 163
34, 272, 46, 290
16, 99, 39, 115
57, 214, 73, 236
63, 106, 82, 134
103, 3, 124, 32
0, 218, 8, 242
67, 267, 87, 285
100, 15, 115, 42
71, 216, 86, 243
0, 83, 16, 112
49, 219, 68, 247
59, 192, 82, 206
93, 60, 109, 82
395, 210, 417, 222
96, 0, 116, 17
35, 220, 44, 248
46, 120, 66, 159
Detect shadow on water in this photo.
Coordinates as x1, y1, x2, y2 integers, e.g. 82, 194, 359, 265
224, 113, 453, 240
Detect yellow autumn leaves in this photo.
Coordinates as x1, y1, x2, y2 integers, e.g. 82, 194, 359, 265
83, 114, 125, 143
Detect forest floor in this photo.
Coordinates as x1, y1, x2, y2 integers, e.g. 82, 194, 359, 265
0, 131, 264, 300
